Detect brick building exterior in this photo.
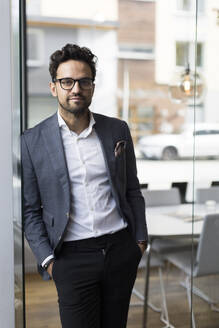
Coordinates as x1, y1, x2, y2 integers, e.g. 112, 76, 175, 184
118, 0, 184, 143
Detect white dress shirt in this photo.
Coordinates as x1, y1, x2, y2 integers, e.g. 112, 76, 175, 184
58, 110, 127, 241
42, 110, 127, 267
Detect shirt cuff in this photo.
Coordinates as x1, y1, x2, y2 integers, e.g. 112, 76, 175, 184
41, 255, 54, 268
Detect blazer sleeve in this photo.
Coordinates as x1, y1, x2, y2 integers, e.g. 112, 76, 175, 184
21, 134, 54, 265
124, 122, 148, 242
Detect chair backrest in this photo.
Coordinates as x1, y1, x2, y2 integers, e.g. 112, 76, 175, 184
195, 213, 219, 276
196, 186, 219, 203
171, 182, 187, 204
211, 181, 219, 187
141, 188, 181, 207
140, 183, 148, 189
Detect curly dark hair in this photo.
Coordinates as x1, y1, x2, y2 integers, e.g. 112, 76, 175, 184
49, 44, 98, 82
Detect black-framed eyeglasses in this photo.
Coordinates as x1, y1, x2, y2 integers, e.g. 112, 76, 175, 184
54, 77, 94, 90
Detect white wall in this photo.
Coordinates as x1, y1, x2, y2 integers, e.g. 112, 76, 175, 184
155, 0, 176, 84
41, 0, 118, 21
0, 0, 15, 327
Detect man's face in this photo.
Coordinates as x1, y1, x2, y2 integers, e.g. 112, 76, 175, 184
50, 59, 95, 117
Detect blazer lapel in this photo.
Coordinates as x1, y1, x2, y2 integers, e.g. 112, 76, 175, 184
93, 113, 115, 178
93, 113, 124, 217
41, 114, 71, 205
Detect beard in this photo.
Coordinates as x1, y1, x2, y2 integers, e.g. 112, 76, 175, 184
57, 94, 91, 118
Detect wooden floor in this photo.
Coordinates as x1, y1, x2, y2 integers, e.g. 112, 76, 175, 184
25, 267, 219, 328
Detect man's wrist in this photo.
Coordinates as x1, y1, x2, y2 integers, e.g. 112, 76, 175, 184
137, 240, 147, 245
43, 258, 54, 270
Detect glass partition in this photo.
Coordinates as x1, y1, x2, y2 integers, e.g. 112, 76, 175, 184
23, 0, 219, 328
129, 1, 197, 327
192, 1, 219, 327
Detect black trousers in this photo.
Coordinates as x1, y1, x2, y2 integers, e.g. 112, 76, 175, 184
52, 228, 142, 328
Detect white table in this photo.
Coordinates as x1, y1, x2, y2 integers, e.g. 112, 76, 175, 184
142, 203, 219, 328
146, 203, 210, 238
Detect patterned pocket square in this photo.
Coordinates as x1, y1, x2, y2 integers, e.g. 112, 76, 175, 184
114, 140, 126, 157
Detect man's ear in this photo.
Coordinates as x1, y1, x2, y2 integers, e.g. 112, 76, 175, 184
49, 81, 57, 97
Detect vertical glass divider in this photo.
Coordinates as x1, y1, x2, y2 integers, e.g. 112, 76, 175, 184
19, 0, 28, 326
191, 0, 199, 326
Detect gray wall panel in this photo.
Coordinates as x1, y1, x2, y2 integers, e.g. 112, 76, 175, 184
0, 0, 15, 327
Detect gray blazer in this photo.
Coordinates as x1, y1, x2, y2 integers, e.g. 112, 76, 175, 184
21, 112, 147, 278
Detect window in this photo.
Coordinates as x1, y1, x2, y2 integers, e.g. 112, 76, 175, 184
176, 42, 203, 68
195, 130, 208, 136
197, 43, 203, 67
27, 28, 44, 67
198, 0, 205, 13
118, 44, 154, 60
177, 0, 191, 11
176, 0, 204, 13
176, 42, 189, 66
210, 130, 219, 135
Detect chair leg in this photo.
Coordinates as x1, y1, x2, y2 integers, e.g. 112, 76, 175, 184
142, 244, 152, 328
131, 287, 162, 312
211, 304, 219, 312
142, 244, 175, 328
158, 267, 175, 328
185, 276, 196, 328
180, 280, 219, 312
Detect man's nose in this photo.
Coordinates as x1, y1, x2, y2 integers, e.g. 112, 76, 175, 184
71, 80, 81, 93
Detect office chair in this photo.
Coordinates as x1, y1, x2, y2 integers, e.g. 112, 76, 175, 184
166, 213, 219, 327
196, 186, 219, 203
139, 188, 194, 328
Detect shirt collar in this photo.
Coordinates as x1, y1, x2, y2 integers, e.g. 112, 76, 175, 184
57, 110, 95, 138
57, 110, 67, 128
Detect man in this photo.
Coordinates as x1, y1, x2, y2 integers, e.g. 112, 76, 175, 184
22, 43, 148, 328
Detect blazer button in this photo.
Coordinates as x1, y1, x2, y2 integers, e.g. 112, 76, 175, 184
66, 212, 69, 218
